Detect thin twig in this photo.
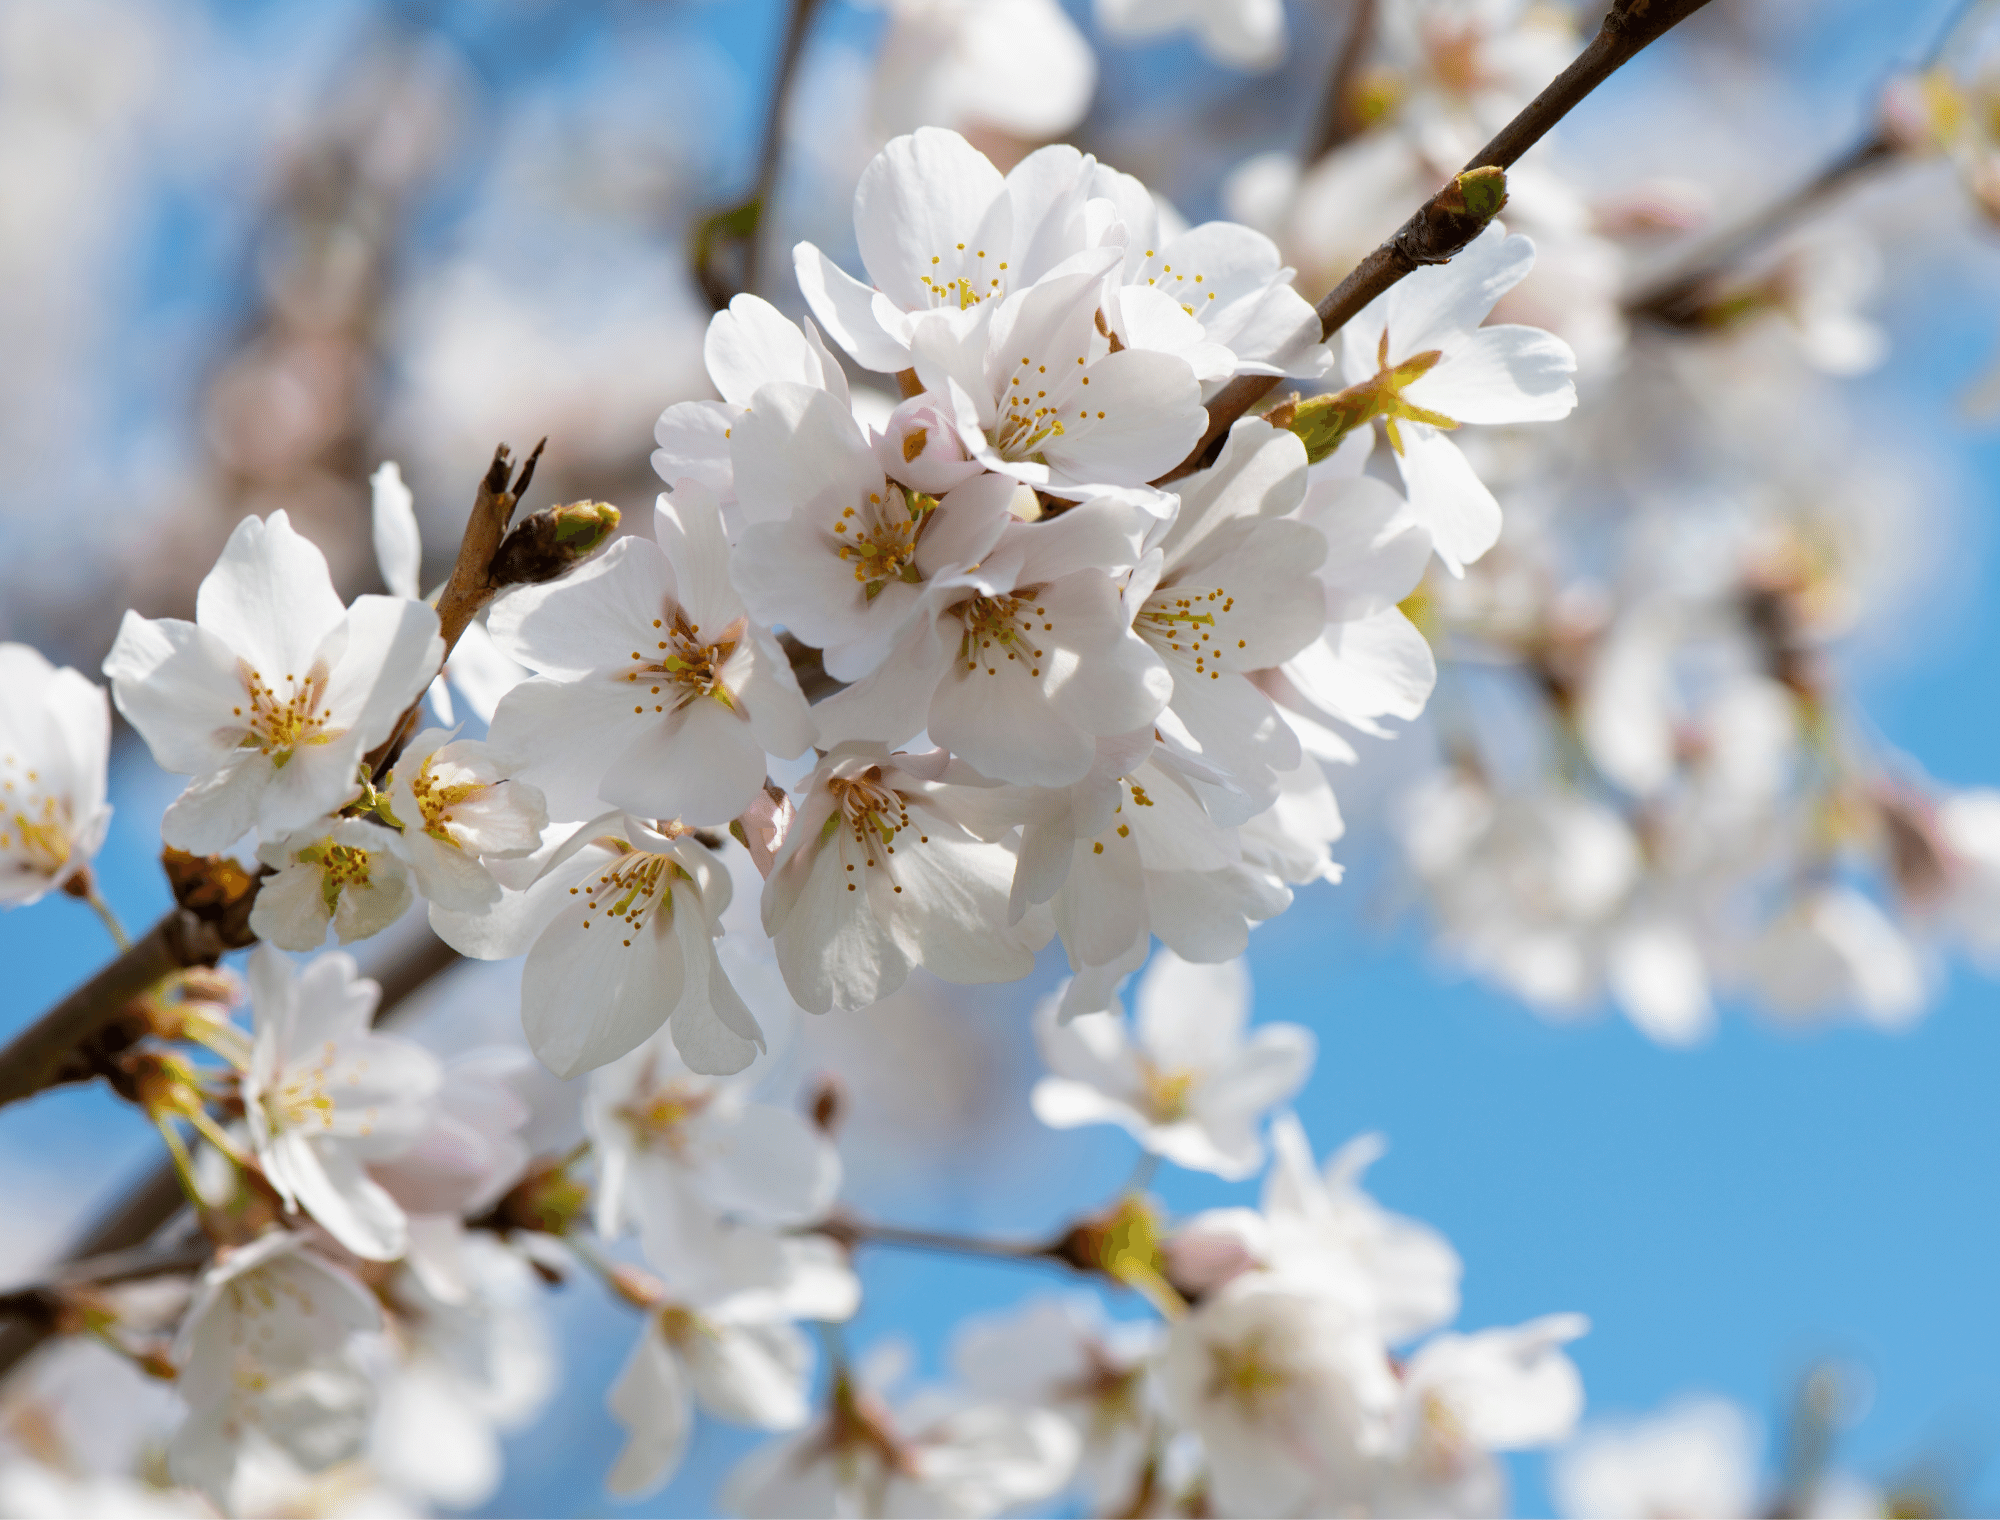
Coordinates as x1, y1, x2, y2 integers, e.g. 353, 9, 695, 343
1161, 0, 1720, 482
1627, 0, 1979, 323
365, 438, 545, 783
693, 0, 827, 309
820, 1214, 1065, 1265
1304, 0, 1380, 162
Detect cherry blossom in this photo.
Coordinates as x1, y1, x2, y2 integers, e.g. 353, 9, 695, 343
809, 499, 1172, 785
1096, 0, 1288, 72
250, 815, 413, 950
168, 1232, 382, 1504
728, 376, 1018, 682
1031, 949, 1313, 1178
0, 643, 111, 907
487, 485, 814, 828
241, 947, 442, 1260
1337, 224, 1577, 573
724, 1345, 1079, 1519
103, 510, 443, 853
762, 745, 1050, 1013
381, 727, 548, 913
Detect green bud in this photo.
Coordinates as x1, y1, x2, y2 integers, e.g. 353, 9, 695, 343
1443, 164, 1508, 224
489, 501, 622, 587
1278, 390, 1374, 465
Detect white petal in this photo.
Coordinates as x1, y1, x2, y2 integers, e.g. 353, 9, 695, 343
369, 462, 422, 601
195, 510, 347, 678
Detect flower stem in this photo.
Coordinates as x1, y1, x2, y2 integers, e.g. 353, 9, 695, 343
80, 885, 130, 951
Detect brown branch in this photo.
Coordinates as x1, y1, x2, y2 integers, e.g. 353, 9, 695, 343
0, 903, 251, 1113
1625, 131, 1897, 325
1304, 0, 1380, 162
0, 929, 460, 1381
1161, 0, 1721, 482
364, 438, 545, 783
693, 0, 827, 309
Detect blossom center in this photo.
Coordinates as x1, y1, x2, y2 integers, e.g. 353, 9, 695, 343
832, 487, 937, 598
1138, 582, 1239, 682
825, 770, 924, 895
1138, 1059, 1197, 1122
997, 354, 1095, 459
407, 756, 484, 844
293, 837, 374, 910
233, 660, 340, 768
574, 840, 684, 946
0, 758, 72, 879
1132, 247, 1218, 316
269, 1040, 341, 1133
1205, 1329, 1292, 1416
953, 594, 1048, 678
618, 1076, 714, 1154
625, 613, 745, 715
917, 245, 1006, 310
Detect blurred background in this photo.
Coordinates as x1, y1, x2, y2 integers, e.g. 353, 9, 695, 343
2, 0, 1999, 1513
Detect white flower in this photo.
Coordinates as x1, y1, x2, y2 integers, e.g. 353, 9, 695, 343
1096, 0, 1288, 71
487, 484, 815, 827
912, 259, 1204, 505
368, 1047, 536, 1304
761, 745, 1049, 1013
242, 947, 442, 1260
952, 1296, 1161, 1511
1338, 223, 1577, 573
167, 1232, 381, 1505
437, 815, 765, 1078
1259, 1114, 1463, 1343
250, 816, 413, 951
1160, 1274, 1398, 1517
1132, 419, 1330, 816
1091, 161, 1330, 387
1265, 437, 1437, 756
728, 378, 1018, 682
1936, 787, 2000, 967
0, 642, 111, 905
652, 295, 853, 519
606, 1304, 814, 1499
369, 1237, 556, 1510
588, 1025, 840, 1271
382, 727, 547, 912
1399, 771, 1644, 1015
725, 1348, 1080, 1519
103, 510, 444, 853
811, 500, 1172, 785
867, 0, 1096, 143
794, 128, 1075, 375
1002, 739, 1292, 1003
1748, 885, 1926, 1030
1031, 949, 1313, 1178
1551, 1396, 1762, 1520
1376, 1314, 1588, 1512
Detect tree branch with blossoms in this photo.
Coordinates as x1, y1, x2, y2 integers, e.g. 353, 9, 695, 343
1170, 0, 1719, 478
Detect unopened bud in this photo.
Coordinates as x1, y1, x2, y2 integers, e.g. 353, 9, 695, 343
130, 1051, 202, 1122
489, 1161, 590, 1236
489, 501, 621, 588
1440, 165, 1508, 225
808, 1073, 845, 1136
607, 1262, 666, 1309
137, 1349, 179, 1382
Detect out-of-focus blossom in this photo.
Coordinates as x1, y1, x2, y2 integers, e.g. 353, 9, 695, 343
1097, 0, 1287, 72
1031, 949, 1313, 1178
0, 643, 110, 906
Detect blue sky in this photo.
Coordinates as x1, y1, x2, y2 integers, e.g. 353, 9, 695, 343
3, 0, 1998, 1515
